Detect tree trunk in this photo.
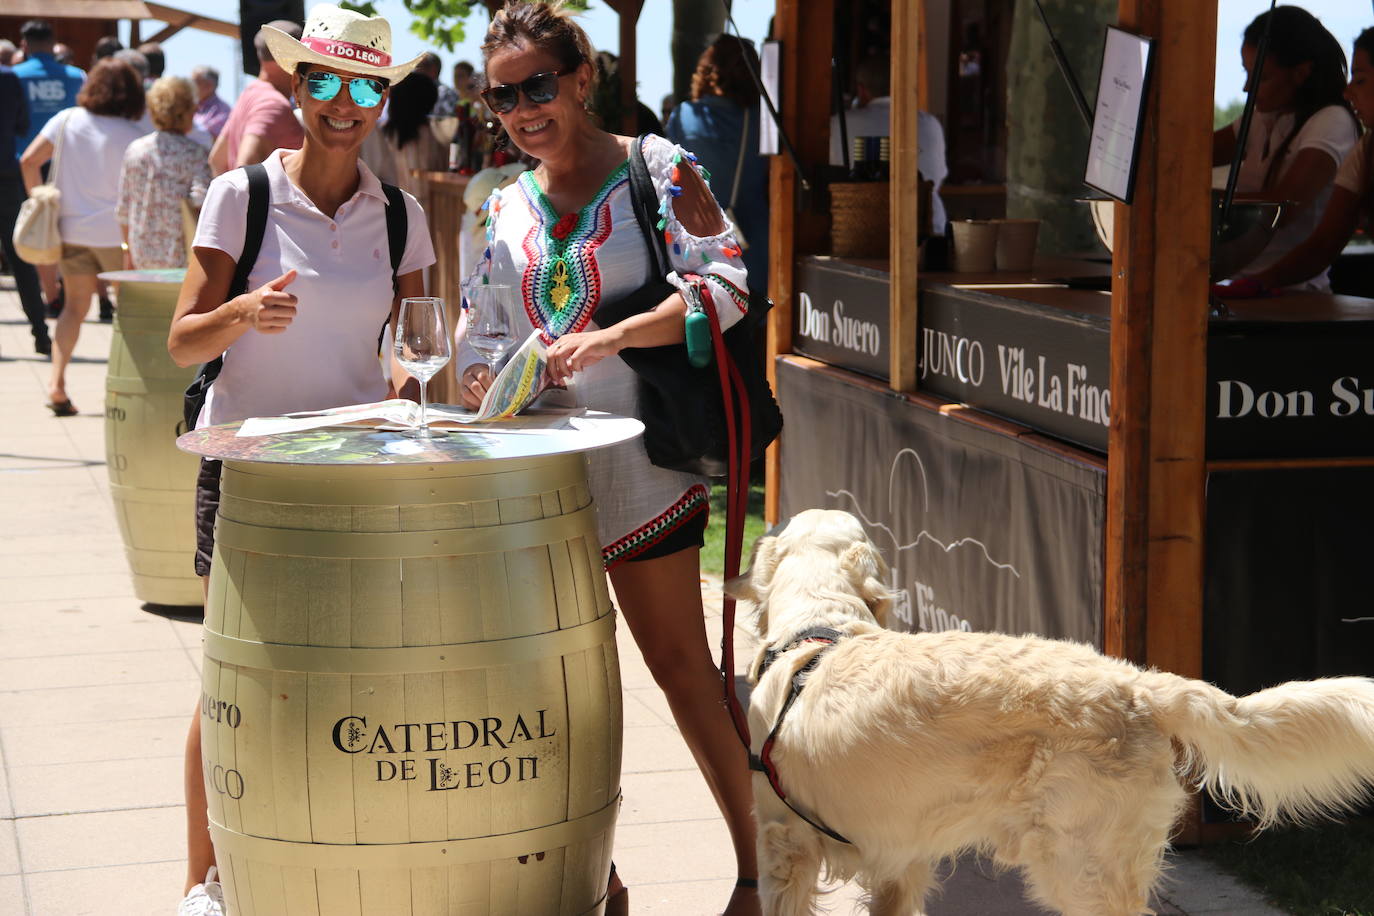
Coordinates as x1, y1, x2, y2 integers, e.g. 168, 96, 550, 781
672, 0, 726, 105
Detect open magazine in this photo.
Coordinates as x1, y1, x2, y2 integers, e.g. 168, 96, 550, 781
236, 329, 553, 437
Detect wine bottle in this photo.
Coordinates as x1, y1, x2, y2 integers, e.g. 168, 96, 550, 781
849, 136, 869, 181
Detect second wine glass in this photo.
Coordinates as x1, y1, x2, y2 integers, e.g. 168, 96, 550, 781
394, 297, 452, 438
465, 284, 517, 384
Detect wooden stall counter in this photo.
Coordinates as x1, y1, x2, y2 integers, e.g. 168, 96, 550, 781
779, 253, 1374, 743
794, 252, 1374, 457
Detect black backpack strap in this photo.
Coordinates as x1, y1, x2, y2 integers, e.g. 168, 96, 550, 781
628, 133, 672, 282
203, 162, 271, 386
381, 181, 407, 294
377, 181, 408, 349
231, 163, 271, 297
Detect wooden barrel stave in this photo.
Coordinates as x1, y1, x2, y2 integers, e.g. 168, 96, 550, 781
103, 275, 201, 606
203, 454, 620, 914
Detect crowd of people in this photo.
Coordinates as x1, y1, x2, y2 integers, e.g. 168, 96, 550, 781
1, 9, 778, 377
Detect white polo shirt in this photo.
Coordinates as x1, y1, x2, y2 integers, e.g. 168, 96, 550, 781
193, 149, 436, 426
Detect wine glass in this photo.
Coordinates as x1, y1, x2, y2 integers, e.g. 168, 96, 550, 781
465, 283, 518, 386
394, 297, 452, 438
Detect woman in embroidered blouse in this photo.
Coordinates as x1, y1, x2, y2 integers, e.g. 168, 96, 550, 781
462, 4, 759, 914
116, 75, 213, 269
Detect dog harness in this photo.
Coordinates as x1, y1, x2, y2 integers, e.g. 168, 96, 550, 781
749, 626, 854, 845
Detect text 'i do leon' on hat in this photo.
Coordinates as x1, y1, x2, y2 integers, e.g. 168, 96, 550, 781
260, 4, 424, 84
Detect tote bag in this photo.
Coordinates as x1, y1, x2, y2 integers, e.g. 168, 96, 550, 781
12, 110, 68, 265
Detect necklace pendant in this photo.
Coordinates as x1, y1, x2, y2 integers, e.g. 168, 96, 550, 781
550, 257, 573, 312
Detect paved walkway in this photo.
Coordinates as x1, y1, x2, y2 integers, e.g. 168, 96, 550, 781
0, 280, 1288, 914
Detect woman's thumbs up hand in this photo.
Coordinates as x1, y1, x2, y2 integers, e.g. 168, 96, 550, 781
239, 269, 299, 333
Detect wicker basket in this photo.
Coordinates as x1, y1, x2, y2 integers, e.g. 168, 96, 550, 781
829, 181, 891, 258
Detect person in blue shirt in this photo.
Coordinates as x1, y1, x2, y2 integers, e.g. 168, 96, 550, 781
13, 20, 86, 312
0, 64, 50, 357
13, 20, 86, 159
666, 35, 770, 285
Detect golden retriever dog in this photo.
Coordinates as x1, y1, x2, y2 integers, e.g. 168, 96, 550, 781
725, 509, 1374, 916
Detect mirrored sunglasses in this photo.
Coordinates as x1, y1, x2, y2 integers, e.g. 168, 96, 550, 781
481, 68, 573, 115
305, 71, 386, 109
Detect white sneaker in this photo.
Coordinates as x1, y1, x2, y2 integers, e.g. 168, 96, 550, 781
177, 866, 225, 916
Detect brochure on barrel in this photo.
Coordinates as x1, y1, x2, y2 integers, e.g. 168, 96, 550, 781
236, 330, 554, 437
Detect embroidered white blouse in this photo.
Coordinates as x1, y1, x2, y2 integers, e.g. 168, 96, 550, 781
464, 134, 751, 567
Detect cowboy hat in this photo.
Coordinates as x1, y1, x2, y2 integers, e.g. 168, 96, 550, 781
261, 4, 424, 84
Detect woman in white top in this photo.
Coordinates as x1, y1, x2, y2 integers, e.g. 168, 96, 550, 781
167, 7, 433, 913
1212, 6, 1359, 291
19, 58, 147, 416
1223, 27, 1374, 297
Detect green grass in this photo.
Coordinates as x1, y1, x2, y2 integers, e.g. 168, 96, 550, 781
1200, 820, 1374, 916
700, 479, 767, 580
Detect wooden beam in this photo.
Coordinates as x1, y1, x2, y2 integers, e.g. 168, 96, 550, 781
764, 0, 834, 525
889, 0, 919, 391
144, 3, 239, 40
147, 18, 193, 44
1105, 0, 1215, 677
3, 0, 148, 17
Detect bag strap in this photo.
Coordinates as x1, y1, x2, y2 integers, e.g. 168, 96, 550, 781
48, 109, 71, 184
381, 181, 407, 293
203, 162, 271, 385
628, 134, 672, 282
231, 163, 271, 297
728, 109, 748, 212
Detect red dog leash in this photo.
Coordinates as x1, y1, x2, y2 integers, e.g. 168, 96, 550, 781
699, 283, 752, 745
699, 285, 853, 845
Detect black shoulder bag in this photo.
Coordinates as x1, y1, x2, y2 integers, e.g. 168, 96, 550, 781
591, 134, 782, 478
181, 166, 409, 430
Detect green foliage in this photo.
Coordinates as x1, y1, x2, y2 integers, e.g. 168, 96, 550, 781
1215, 97, 1245, 130
1201, 820, 1374, 916
339, 0, 590, 53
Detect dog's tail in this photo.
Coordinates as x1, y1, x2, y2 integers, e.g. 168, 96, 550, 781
1148, 673, 1374, 827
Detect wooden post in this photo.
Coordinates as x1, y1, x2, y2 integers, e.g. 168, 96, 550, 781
1105, 1, 1215, 680
917, 0, 929, 111
764, 0, 834, 524
889, 0, 920, 391
618, 0, 643, 136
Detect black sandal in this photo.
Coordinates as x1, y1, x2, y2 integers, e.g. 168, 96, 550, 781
735, 878, 758, 889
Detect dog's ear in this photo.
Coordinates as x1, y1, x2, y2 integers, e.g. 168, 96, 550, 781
725, 535, 780, 602
840, 541, 894, 624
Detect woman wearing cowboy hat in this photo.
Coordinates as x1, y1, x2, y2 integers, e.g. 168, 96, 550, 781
168, 7, 435, 914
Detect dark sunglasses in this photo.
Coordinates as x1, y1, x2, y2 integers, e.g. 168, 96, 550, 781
305, 71, 387, 109
481, 68, 573, 115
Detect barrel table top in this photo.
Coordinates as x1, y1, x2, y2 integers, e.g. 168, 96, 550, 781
176, 410, 644, 466
97, 268, 187, 284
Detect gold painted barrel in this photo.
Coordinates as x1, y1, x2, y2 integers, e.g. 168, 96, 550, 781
201, 450, 622, 915
101, 269, 203, 607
